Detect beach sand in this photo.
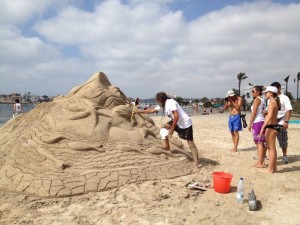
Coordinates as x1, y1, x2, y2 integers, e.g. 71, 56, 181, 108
0, 113, 299, 225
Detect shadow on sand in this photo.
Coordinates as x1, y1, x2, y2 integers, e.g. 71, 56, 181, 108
277, 166, 300, 173
201, 158, 220, 166
239, 146, 257, 151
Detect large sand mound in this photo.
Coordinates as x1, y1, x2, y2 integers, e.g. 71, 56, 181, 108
0, 72, 193, 197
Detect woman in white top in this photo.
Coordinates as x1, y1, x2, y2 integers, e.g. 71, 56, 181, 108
134, 92, 200, 172
13, 99, 22, 116
248, 86, 266, 168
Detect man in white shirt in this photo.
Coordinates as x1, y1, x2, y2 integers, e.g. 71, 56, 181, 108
271, 82, 293, 164
134, 92, 200, 172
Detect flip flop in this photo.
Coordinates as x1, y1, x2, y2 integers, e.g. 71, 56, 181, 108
188, 182, 208, 191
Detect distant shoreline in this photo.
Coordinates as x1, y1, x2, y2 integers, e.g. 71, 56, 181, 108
0, 102, 35, 105
0, 101, 15, 104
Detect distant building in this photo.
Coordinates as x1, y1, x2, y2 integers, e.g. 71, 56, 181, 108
0, 93, 21, 103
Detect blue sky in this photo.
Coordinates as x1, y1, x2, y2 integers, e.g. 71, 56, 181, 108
1, 0, 300, 99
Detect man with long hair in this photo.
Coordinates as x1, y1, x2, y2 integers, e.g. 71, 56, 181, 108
134, 92, 200, 172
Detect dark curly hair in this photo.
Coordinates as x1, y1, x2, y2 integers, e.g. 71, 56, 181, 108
253, 85, 264, 96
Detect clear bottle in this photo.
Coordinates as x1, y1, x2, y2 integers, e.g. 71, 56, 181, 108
236, 177, 244, 204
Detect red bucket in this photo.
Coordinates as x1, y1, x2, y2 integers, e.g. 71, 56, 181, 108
213, 171, 233, 193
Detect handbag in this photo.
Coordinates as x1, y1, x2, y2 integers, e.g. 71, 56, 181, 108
240, 113, 248, 128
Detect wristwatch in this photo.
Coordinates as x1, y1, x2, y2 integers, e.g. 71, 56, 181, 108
285, 121, 289, 123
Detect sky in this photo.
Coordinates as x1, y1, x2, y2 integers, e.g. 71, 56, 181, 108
1, 0, 300, 99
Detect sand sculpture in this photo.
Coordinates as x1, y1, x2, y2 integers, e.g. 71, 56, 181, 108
0, 72, 193, 197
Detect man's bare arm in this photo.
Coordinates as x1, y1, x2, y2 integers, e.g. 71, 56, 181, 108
134, 108, 158, 114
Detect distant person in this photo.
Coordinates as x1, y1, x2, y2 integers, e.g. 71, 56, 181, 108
193, 103, 199, 116
270, 82, 293, 164
134, 92, 200, 172
13, 99, 22, 117
223, 90, 243, 152
248, 85, 266, 168
260, 86, 280, 174
210, 107, 213, 114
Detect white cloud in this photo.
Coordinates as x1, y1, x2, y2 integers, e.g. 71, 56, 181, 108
0, 0, 56, 24
0, 26, 59, 65
34, 1, 185, 47
1, 0, 300, 98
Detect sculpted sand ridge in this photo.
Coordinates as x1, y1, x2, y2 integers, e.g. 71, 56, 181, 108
0, 72, 193, 197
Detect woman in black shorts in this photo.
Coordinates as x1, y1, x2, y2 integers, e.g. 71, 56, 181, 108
260, 86, 281, 174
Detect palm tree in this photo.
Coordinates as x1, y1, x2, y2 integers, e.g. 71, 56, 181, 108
297, 72, 300, 100
200, 97, 209, 103
231, 88, 239, 96
237, 72, 248, 96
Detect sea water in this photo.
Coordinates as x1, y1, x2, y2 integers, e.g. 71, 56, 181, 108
0, 104, 35, 127
289, 120, 300, 124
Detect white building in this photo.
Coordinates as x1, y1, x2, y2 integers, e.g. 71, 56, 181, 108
243, 83, 286, 105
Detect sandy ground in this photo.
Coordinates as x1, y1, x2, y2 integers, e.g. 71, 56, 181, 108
0, 113, 299, 225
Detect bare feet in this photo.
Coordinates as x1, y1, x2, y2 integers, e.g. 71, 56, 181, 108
192, 166, 200, 173
230, 148, 238, 152
251, 162, 266, 168
258, 168, 277, 174
251, 163, 266, 168
192, 162, 201, 173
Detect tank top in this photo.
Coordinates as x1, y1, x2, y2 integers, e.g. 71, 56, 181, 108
15, 103, 22, 112
251, 97, 265, 123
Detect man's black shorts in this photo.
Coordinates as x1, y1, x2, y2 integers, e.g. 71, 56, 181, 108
167, 120, 193, 141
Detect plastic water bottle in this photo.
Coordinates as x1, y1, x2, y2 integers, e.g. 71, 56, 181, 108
236, 177, 244, 203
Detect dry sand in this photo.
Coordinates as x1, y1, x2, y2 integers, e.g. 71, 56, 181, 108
0, 113, 299, 225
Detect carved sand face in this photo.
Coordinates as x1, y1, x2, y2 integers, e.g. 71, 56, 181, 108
45, 74, 130, 142
89, 86, 128, 108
